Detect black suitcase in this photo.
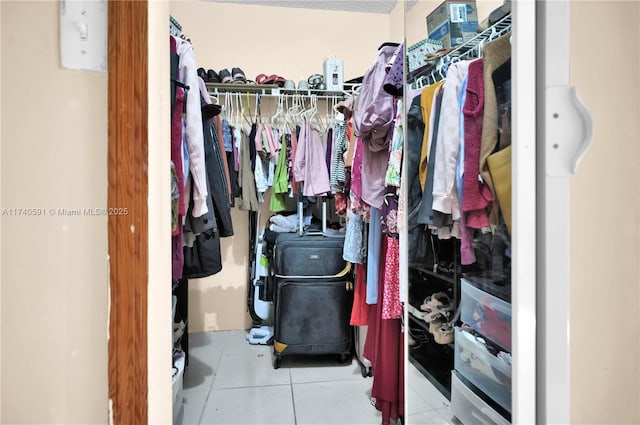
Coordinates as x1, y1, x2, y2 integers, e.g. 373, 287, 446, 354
271, 199, 354, 369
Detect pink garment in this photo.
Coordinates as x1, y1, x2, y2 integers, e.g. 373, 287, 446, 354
175, 36, 208, 218
290, 128, 299, 195
349, 139, 371, 219
382, 237, 402, 320
361, 129, 393, 209
292, 119, 331, 196
172, 80, 186, 222
350, 138, 363, 199
352, 45, 397, 151
459, 204, 476, 265
254, 124, 263, 154
462, 59, 492, 229
265, 124, 278, 157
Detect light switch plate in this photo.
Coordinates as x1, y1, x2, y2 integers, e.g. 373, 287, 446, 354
60, 0, 107, 71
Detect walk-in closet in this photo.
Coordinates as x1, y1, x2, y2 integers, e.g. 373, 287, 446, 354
6, 1, 640, 424
169, 1, 405, 424
169, 1, 514, 424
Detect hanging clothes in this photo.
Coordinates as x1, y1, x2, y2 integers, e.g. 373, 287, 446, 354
201, 103, 234, 237
462, 58, 492, 231
405, 94, 425, 217
343, 210, 365, 264
270, 133, 290, 212
238, 124, 260, 211
479, 33, 512, 227
385, 100, 404, 188
418, 81, 445, 190
172, 84, 186, 229
349, 263, 369, 326
381, 236, 401, 320
329, 119, 348, 192
431, 60, 471, 227
352, 45, 397, 209
457, 73, 477, 266
174, 36, 209, 218
293, 118, 331, 197
417, 85, 445, 226
364, 237, 404, 425
366, 208, 382, 305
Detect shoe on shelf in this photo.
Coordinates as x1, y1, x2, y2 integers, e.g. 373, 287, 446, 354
218, 68, 232, 84
197, 67, 208, 81
255, 73, 268, 84
232, 67, 247, 83
419, 292, 452, 322
207, 69, 221, 83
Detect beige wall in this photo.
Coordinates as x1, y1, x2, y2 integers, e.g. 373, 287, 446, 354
569, 1, 640, 423
170, 0, 391, 332
389, 1, 404, 42
148, 1, 173, 424
0, 1, 109, 424
0, 2, 3, 421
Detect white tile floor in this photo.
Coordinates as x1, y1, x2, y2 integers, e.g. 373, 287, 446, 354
405, 365, 458, 425
180, 330, 458, 425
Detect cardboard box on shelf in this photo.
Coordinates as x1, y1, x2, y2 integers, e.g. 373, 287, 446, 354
407, 38, 443, 73
427, 1, 478, 49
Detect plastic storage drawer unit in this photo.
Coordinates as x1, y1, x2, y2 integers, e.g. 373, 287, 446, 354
454, 327, 512, 413
173, 351, 185, 424
451, 371, 510, 425
460, 278, 512, 351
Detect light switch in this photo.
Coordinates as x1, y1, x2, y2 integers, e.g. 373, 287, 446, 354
60, 0, 107, 71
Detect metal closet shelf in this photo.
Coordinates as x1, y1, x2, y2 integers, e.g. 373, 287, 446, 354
408, 13, 512, 88
205, 82, 355, 99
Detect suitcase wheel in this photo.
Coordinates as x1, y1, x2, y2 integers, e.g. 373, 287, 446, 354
272, 356, 281, 369
360, 364, 372, 378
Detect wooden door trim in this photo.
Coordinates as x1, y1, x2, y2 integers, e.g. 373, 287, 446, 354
108, 1, 149, 423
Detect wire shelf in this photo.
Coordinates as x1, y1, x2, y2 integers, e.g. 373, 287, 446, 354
408, 13, 512, 88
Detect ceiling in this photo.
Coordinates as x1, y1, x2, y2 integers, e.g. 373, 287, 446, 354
206, 0, 417, 14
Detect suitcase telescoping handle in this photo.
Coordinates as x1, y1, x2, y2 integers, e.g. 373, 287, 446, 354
297, 182, 327, 236
297, 189, 304, 236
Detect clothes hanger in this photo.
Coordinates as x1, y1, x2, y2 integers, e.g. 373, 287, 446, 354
271, 95, 286, 130
226, 93, 233, 126
295, 94, 306, 123
283, 95, 293, 133
436, 58, 446, 80
489, 26, 499, 41
308, 95, 324, 133
378, 41, 400, 50
234, 92, 241, 129
222, 92, 230, 122
286, 95, 297, 127
477, 39, 485, 58
239, 92, 252, 131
